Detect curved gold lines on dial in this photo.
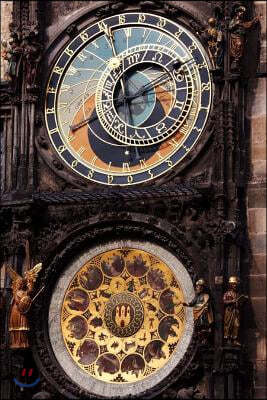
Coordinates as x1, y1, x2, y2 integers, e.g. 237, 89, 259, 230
61, 248, 186, 383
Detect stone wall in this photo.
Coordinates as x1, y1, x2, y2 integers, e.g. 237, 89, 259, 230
0, 1, 13, 81
246, 2, 266, 398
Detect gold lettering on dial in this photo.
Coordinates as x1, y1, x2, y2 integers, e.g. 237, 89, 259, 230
180, 122, 190, 135
53, 66, 63, 75
98, 21, 110, 36
77, 52, 87, 61
80, 32, 89, 42
157, 18, 166, 28
156, 152, 164, 160
123, 163, 130, 172
108, 175, 113, 184
175, 30, 182, 39
77, 146, 86, 157
61, 84, 71, 92
168, 138, 178, 148
47, 87, 56, 93
66, 65, 77, 76
91, 156, 97, 165
46, 108, 55, 114
139, 159, 147, 169
58, 145, 66, 153
65, 47, 74, 57
49, 128, 59, 135
124, 28, 132, 37
138, 14, 146, 23
66, 134, 75, 143
119, 15, 126, 24
88, 169, 94, 178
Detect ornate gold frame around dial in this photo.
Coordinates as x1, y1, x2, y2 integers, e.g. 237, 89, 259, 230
49, 240, 194, 398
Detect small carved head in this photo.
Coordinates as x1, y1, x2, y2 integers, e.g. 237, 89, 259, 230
236, 6, 246, 19
228, 276, 239, 290
208, 18, 217, 27
195, 278, 205, 293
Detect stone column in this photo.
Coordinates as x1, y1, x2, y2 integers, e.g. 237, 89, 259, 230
246, 2, 266, 398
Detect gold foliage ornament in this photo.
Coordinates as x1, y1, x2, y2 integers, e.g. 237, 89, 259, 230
61, 248, 186, 383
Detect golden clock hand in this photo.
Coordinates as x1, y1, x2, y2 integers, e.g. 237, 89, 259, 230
114, 58, 193, 104
70, 113, 99, 132
113, 71, 170, 105
70, 95, 129, 131
105, 27, 127, 99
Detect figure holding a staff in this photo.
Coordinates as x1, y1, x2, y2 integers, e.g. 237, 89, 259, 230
223, 276, 248, 346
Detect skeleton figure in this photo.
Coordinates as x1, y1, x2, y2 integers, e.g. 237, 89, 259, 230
7, 263, 42, 348
202, 18, 224, 70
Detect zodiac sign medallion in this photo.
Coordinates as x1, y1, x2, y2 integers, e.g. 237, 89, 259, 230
61, 248, 187, 383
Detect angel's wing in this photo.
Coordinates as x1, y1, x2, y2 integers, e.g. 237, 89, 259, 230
24, 263, 42, 283
6, 265, 21, 282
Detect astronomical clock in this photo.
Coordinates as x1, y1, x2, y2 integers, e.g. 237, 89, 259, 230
44, 11, 212, 186
0, 1, 255, 399
37, 9, 214, 398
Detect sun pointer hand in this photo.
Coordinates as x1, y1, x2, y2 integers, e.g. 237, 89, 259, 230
113, 58, 193, 104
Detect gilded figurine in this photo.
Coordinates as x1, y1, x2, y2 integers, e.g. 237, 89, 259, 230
7, 263, 42, 349
229, 5, 259, 72
223, 276, 248, 346
183, 279, 213, 344
202, 17, 223, 70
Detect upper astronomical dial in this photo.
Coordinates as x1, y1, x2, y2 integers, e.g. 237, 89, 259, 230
45, 12, 212, 186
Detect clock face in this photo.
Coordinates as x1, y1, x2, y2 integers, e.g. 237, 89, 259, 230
48, 240, 194, 398
45, 12, 212, 186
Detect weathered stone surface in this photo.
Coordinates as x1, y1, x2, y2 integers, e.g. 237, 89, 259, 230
246, 329, 266, 360
250, 298, 267, 333
248, 209, 266, 233
253, 386, 267, 399
250, 116, 267, 143
249, 276, 266, 297
252, 161, 267, 179
250, 233, 267, 254
252, 143, 267, 161
246, 79, 266, 119
0, 1, 13, 81
254, 360, 267, 387
248, 186, 266, 208
250, 254, 267, 275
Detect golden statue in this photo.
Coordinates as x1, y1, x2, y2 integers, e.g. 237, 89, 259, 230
183, 279, 213, 344
223, 276, 248, 346
7, 263, 42, 349
229, 5, 259, 71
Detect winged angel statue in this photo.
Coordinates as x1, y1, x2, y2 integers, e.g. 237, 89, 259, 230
6, 263, 42, 348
